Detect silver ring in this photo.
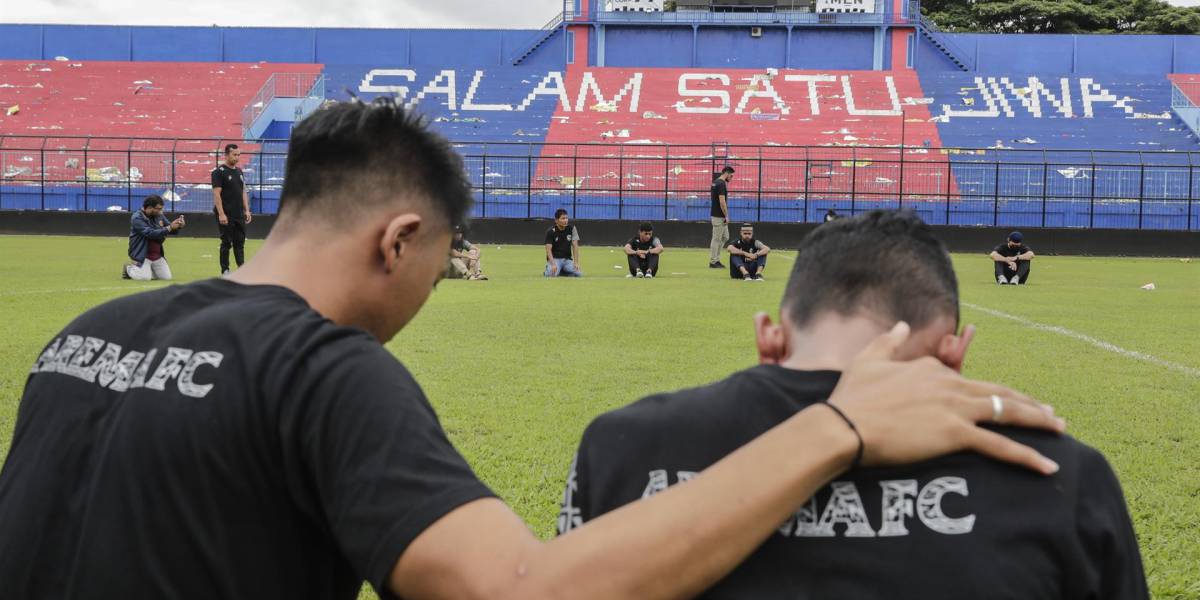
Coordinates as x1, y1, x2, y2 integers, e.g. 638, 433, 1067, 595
991, 394, 1004, 422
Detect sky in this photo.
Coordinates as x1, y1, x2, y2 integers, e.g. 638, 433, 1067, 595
2, 0, 1198, 28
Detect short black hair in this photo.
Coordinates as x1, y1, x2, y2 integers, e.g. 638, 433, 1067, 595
740, 223, 754, 229
278, 98, 472, 230
554, 209, 569, 219
721, 166, 735, 175
638, 222, 653, 232
224, 144, 238, 155
782, 210, 958, 330
142, 195, 164, 209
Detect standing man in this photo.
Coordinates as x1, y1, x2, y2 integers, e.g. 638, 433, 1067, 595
123, 194, 185, 281
544, 208, 582, 277
624, 222, 665, 278
709, 166, 734, 269
447, 225, 487, 281
728, 223, 770, 281
990, 231, 1035, 285
211, 143, 252, 275
0, 99, 1066, 600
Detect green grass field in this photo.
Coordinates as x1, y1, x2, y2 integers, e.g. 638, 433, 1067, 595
1, 234, 1197, 598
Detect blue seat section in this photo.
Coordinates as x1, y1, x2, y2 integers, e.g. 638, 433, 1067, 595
919, 72, 1200, 229
322, 65, 567, 220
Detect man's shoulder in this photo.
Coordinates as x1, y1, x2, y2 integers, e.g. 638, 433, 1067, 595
584, 373, 752, 442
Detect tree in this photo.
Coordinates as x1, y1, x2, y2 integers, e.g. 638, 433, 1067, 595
919, 0, 1200, 34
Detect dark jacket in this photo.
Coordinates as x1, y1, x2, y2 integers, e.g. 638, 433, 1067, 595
128, 210, 176, 262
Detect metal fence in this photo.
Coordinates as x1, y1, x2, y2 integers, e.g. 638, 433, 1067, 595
1, 136, 1197, 230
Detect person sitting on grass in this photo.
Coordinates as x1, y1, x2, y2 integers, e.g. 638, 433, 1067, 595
559, 210, 1146, 600
728, 223, 770, 281
123, 194, 185, 281
447, 225, 487, 281
624, 222, 664, 279
990, 231, 1034, 285
544, 208, 582, 277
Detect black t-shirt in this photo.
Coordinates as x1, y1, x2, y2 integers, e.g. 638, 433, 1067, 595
729, 237, 763, 255
627, 236, 661, 252
993, 242, 1031, 258
711, 178, 728, 218
211, 164, 245, 220
545, 224, 580, 260
0, 279, 493, 600
559, 365, 1147, 600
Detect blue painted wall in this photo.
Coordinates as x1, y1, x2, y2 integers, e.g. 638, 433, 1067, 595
920, 33, 1200, 75
790, 29, 874, 70
0, 24, 557, 67
602, 26, 875, 69
605, 27, 694, 67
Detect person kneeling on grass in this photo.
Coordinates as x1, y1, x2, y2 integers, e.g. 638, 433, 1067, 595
123, 194, 184, 281
625, 222, 664, 278
447, 225, 487, 281
544, 208, 583, 277
728, 223, 770, 281
560, 210, 1146, 600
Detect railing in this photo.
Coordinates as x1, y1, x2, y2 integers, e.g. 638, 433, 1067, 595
1, 136, 1197, 231
240, 73, 326, 134
915, 7, 975, 70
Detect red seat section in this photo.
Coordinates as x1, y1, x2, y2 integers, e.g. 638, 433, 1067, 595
1169, 74, 1200, 105
537, 67, 951, 207
0, 60, 322, 139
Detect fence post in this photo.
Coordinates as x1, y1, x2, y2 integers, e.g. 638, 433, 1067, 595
257, 145, 263, 215
83, 140, 90, 212
850, 149, 858, 217
663, 144, 669, 221
127, 145, 133, 211
572, 144, 579, 217
1088, 157, 1097, 228
897, 145, 905, 212
39, 141, 45, 212
1137, 162, 1146, 230
481, 148, 488, 218
943, 159, 951, 226
802, 148, 809, 222
992, 161, 1000, 227
618, 145, 625, 220
526, 147, 533, 219
756, 148, 763, 222
1040, 153, 1048, 228
1188, 158, 1195, 232
170, 141, 177, 212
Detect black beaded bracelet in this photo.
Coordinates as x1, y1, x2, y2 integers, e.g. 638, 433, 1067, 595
822, 401, 864, 470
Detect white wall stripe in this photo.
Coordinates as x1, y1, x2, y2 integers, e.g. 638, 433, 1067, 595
963, 302, 1200, 379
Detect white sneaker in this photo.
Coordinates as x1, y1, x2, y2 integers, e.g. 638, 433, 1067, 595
997, 276, 1008, 285
645, 273, 654, 279
636, 269, 644, 278
1010, 275, 1020, 285
626, 274, 634, 278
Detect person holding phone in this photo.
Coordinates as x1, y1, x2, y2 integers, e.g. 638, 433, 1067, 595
124, 194, 184, 281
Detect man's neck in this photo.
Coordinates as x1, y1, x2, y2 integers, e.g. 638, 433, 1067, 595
780, 315, 891, 372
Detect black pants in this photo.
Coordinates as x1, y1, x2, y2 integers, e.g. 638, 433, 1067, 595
995, 260, 1031, 284
628, 253, 660, 276
217, 217, 247, 273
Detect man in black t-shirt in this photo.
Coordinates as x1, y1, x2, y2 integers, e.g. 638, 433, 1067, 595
727, 223, 771, 280
709, 166, 734, 269
211, 143, 252, 275
624, 222, 665, 278
562, 211, 1146, 600
0, 101, 1071, 600
990, 231, 1035, 284
544, 208, 583, 277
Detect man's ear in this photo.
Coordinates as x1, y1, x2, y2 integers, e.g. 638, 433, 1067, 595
379, 213, 423, 274
936, 324, 976, 373
754, 312, 788, 365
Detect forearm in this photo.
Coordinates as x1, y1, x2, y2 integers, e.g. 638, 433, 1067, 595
1017, 252, 1034, 261
720, 199, 729, 219
546, 246, 554, 262
990, 253, 1008, 262
243, 192, 251, 213
572, 243, 580, 264
213, 193, 226, 217
510, 405, 855, 600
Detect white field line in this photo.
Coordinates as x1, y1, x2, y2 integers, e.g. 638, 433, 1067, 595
0, 285, 166, 298
963, 302, 1200, 379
